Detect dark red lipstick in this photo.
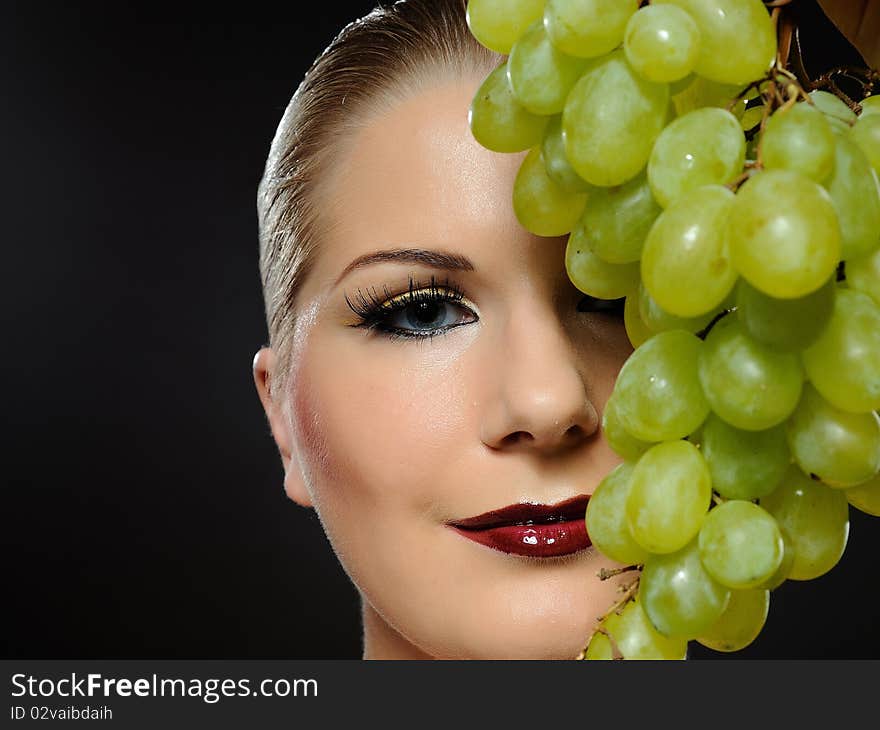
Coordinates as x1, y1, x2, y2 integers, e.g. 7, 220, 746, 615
447, 495, 591, 558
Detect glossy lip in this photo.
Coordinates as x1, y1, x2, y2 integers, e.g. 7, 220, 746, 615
446, 495, 592, 558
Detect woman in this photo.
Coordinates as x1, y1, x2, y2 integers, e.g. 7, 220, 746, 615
252, 0, 876, 659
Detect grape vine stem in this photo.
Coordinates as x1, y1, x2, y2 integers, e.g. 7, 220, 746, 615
574, 576, 640, 660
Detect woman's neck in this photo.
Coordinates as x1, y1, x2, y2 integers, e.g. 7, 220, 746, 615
360, 600, 434, 660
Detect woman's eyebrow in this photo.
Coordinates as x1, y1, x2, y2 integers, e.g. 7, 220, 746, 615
333, 248, 476, 288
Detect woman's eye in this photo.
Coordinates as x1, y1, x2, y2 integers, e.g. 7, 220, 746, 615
577, 294, 626, 317
385, 299, 474, 333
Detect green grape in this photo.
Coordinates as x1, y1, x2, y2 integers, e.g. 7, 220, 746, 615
786, 383, 880, 488
670, 73, 696, 97
760, 465, 849, 581
698, 316, 803, 431
613, 329, 710, 442
641, 185, 737, 317
623, 4, 700, 83
847, 248, 880, 306
626, 440, 711, 555
758, 528, 795, 590
728, 169, 841, 299
469, 63, 549, 153
638, 283, 718, 335
514, 146, 588, 237
648, 109, 745, 208
566, 229, 640, 299
801, 288, 880, 414
585, 462, 651, 566
761, 102, 836, 182
508, 21, 590, 116
735, 276, 835, 352
577, 171, 660, 264
740, 104, 765, 133
844, 472, 880, 516
700, 414, 789, 501
809, 90, 857, 134
672, 75, 747, 120
586, 599, 687, 659
563, 50, 669, 186
544, 0, 640, 58
848, 113, 880, 175
653, 0, 775, 86
696, 589, 769, 652
698, 501, 783, 589
623, 292, 653, 349
465, 0, 545, 54
824, 135, 880, 261
640, 538, 730, 638
602, 390, 654, 462
860, 96, 880, 118
541, 116, 593, 194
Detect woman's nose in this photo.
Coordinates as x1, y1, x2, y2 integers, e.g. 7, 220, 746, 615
479, 304, 601, 455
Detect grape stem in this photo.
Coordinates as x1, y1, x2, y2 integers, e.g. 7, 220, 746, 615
597, 564, 641, 581
574, 576, 640, 660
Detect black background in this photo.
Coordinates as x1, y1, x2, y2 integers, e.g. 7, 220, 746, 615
3, 1, 877, 660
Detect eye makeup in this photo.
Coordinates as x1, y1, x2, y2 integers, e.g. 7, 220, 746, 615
344, 276, 626, 343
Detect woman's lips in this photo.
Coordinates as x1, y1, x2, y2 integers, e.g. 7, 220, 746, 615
447, 495, 592, 558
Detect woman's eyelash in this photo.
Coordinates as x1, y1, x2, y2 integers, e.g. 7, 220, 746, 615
345, 275, 471, 341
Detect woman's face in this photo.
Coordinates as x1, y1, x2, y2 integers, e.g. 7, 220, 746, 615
255, 74, 635, 659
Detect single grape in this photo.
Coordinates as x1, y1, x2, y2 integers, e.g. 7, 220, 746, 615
514, 146, 589, 237
544, 0, 640, 58
623, 293, 654, 349
613, 329, 710, 442
786, 383, 880, 488
696, 589, 769, 653
728, 169, 841, 299
469, 63, 549, 153
849, 113, 880, 175
735, 276, 835, 352
586, 599, 687, 659
565, 232, 640, 299
626, 440, 711, 555
672, 75, 748, 120
577, 171, 660, 264
823, 135, 880, 261
844, 472, 880, 516
760, 465, 849, 581
640, 538, 730, 638
648, 109, 745, 208
698, 501, 783, 589
801, 288, 880, 414
541, 116, 593, 194
641, 185, 737, 317
860, 96, 880, 118
761, 102, 836, 182
602, 390, 654, 462
563, 50, 669, 186
847, 248, 880, 307
740, 105, 765, 133
809, 90, 857, 134
699, 315, 804, 431
653, 0, 775, 86
465, 0, 545, 54
508, 21, 590, 116
623, 4, 700, 83
586, 462, 651, 566
700, 414, 789, 501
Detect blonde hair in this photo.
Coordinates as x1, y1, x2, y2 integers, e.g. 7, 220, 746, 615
256, 0, 500, 397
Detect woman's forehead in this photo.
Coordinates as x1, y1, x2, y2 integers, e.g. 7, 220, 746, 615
315, 79, 528, 277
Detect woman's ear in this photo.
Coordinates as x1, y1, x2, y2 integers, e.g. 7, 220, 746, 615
252, 347, 314, 508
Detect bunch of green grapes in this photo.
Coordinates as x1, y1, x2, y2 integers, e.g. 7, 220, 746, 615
467, 0, 880, 660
